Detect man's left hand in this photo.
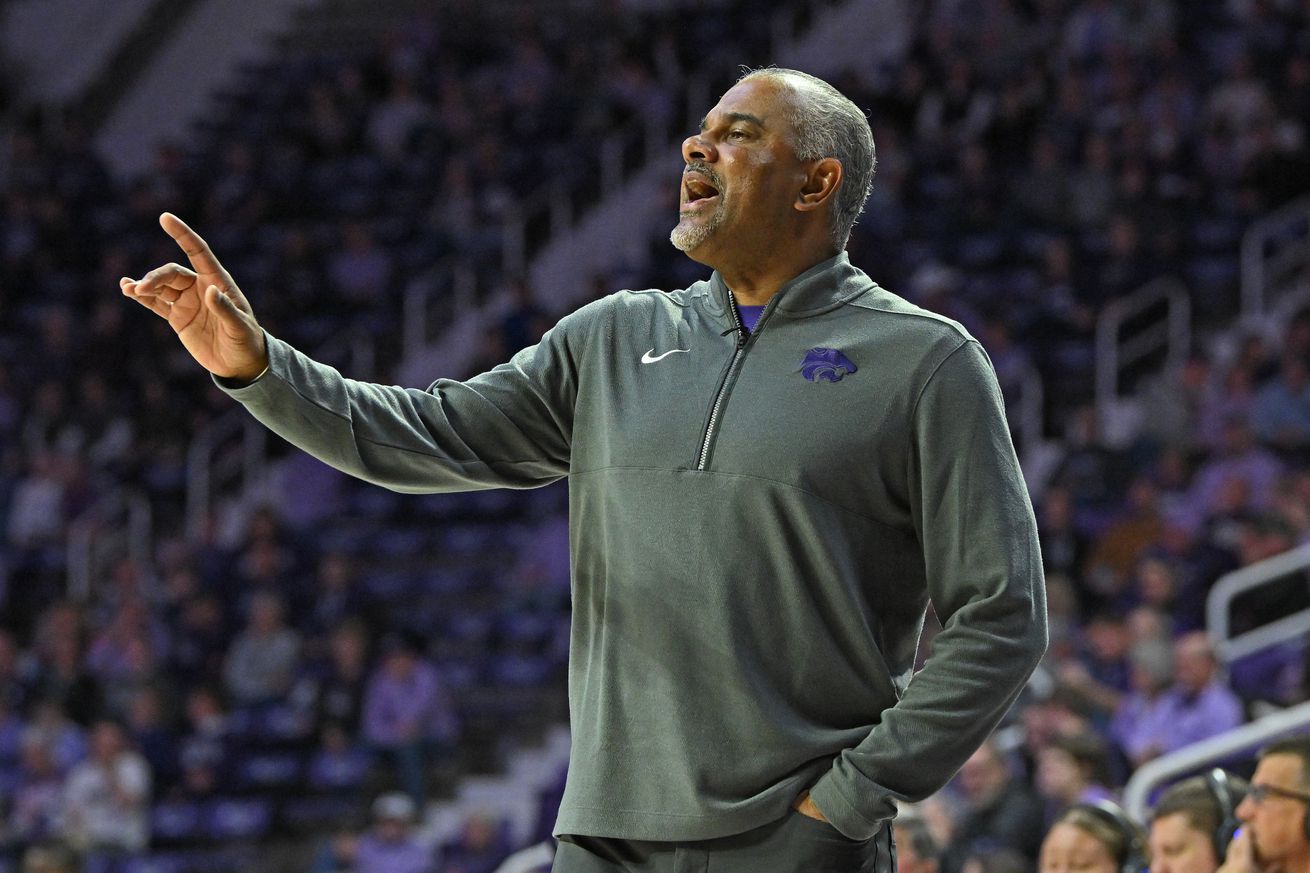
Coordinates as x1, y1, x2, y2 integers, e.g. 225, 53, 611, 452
792, 791, 829, 822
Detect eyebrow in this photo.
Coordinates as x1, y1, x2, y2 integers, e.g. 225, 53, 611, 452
699, 111, 767, 132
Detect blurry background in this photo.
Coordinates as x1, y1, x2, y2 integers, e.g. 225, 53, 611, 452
1, 0, 1310, 871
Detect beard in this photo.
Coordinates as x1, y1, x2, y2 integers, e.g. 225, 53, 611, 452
670, 200, 725, 252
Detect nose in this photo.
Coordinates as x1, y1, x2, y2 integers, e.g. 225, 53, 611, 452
1236, 795, 1254, 822
682, 133, 717, 164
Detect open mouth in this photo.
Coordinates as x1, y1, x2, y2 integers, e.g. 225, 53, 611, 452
683, 172, 721, 207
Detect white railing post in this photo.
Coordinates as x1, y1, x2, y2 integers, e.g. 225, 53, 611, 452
1019, 362, 1044, 456
1206, 540, 1310, 665
1240, 197, 1310, 321
1095, 277, 1191, 423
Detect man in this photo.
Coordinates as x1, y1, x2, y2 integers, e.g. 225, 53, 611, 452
354, 792, 435, 873
361, 633, 458, 804
896, 816, 941, 873
1220, 737, 1310, 873
60, 720, 151, 855
1159, 633, 1243, 750
945, 739, 1046, 873
1150, 771, 1247, 873
122, 67, 1047, 871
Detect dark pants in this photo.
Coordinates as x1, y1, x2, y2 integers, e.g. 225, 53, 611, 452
553, 811, 893, 873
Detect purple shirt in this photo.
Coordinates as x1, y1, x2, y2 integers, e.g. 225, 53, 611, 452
1112, 681, 1243, 761
362, 659, 457, 747
1157, 681, 1244, 751
738, 305, 765, 333
354, 834, 433, 873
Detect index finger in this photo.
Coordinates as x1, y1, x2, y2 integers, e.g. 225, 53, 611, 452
160, 212, 223, 275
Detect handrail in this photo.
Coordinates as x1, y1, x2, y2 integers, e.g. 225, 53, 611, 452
1206, 540, 1310, 665
184, 325, 372, 538
1241, 197, 1310, 320
1123, 700, 1310, 821
185, 407, 266, 539
1018, 360, 1045, 459
66, 490, 153, 601
1095, 277, 1191, 417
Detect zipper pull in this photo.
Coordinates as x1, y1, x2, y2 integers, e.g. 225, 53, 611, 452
720, 325, 746, 346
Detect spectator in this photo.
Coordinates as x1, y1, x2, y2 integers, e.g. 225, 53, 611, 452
1229, 737, 1310, 873
440, 812, 511, 873
897, 816, 942, 873
23, 702, 86, 776
1036, 731, 1115, 822
362, 634, 458, 804
1252, 354, 1310, 451
60, 720, 150, 854
1111, 637, 1175, 767
1039, 802, 1145, 873
1156, 633, 1244, 752
1189, 417, 1284, 524
1149, 772, 1247, 873
1139, 353, 1218, 454
223, 591, 301, 708
175, 686, 231, 799
945, 739, 1046, 873
307, 721, 372, 793
355, 792, 434, 873
293, 619, 371, 734
1057, 611, 1131, 718
6, 736, 64, 846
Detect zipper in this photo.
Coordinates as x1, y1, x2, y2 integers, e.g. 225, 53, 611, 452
696, 297, 775, 470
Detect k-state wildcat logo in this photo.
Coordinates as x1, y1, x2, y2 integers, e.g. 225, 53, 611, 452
798, 348, 857, 383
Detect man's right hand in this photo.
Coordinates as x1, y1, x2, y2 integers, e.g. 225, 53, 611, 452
121, 213, 268, 383
1217, 827, 1262, 873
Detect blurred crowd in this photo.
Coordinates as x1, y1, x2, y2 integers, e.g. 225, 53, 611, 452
3, 0, 1310, 871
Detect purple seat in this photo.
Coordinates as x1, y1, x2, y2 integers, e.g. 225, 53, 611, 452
205, 798, 274, 841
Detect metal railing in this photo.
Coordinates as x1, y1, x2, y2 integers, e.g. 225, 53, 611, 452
184, 326, 374, 538
1017, 361, 1045, 461
403, 259, 479, 363
1207, 540, 1310, 666
1124, 700, 1310, 820
1241, 197, 1310, 320
185, 407, 268, 539
66, 490, 153, 601
1095, 277, 1191, 417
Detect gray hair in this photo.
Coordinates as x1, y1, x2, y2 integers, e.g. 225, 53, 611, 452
738, 67, 876, 250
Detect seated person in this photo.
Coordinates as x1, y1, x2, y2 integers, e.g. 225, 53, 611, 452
1149, 770, 1247, 873
1040, 801, 1147, 873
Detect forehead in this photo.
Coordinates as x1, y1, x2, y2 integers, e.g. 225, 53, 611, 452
1044, 823, 1111, 859
703, 77, 794, 133
1255, 754, 1306, 789
1150, 812, 1206, 843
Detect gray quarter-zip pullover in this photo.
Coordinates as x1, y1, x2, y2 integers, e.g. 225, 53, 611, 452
217, 253, 1047, 842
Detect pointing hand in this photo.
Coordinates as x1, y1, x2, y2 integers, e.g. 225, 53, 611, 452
121, 213, 267, 383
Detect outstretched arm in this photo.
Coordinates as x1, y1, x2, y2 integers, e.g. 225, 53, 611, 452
122, 214, 579, 493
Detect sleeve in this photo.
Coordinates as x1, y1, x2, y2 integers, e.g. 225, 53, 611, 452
807, 339, 1048, 839
214, 307, 590, 493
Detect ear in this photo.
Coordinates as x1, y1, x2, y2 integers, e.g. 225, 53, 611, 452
795, 157, 843, 213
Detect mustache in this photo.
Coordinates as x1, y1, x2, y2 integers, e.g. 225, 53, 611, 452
683, 162, 723, 191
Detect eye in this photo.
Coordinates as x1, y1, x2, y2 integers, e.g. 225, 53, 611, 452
728, 129, 751, 141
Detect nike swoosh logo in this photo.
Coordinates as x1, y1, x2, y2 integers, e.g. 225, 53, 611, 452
641, 348, 691, 364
